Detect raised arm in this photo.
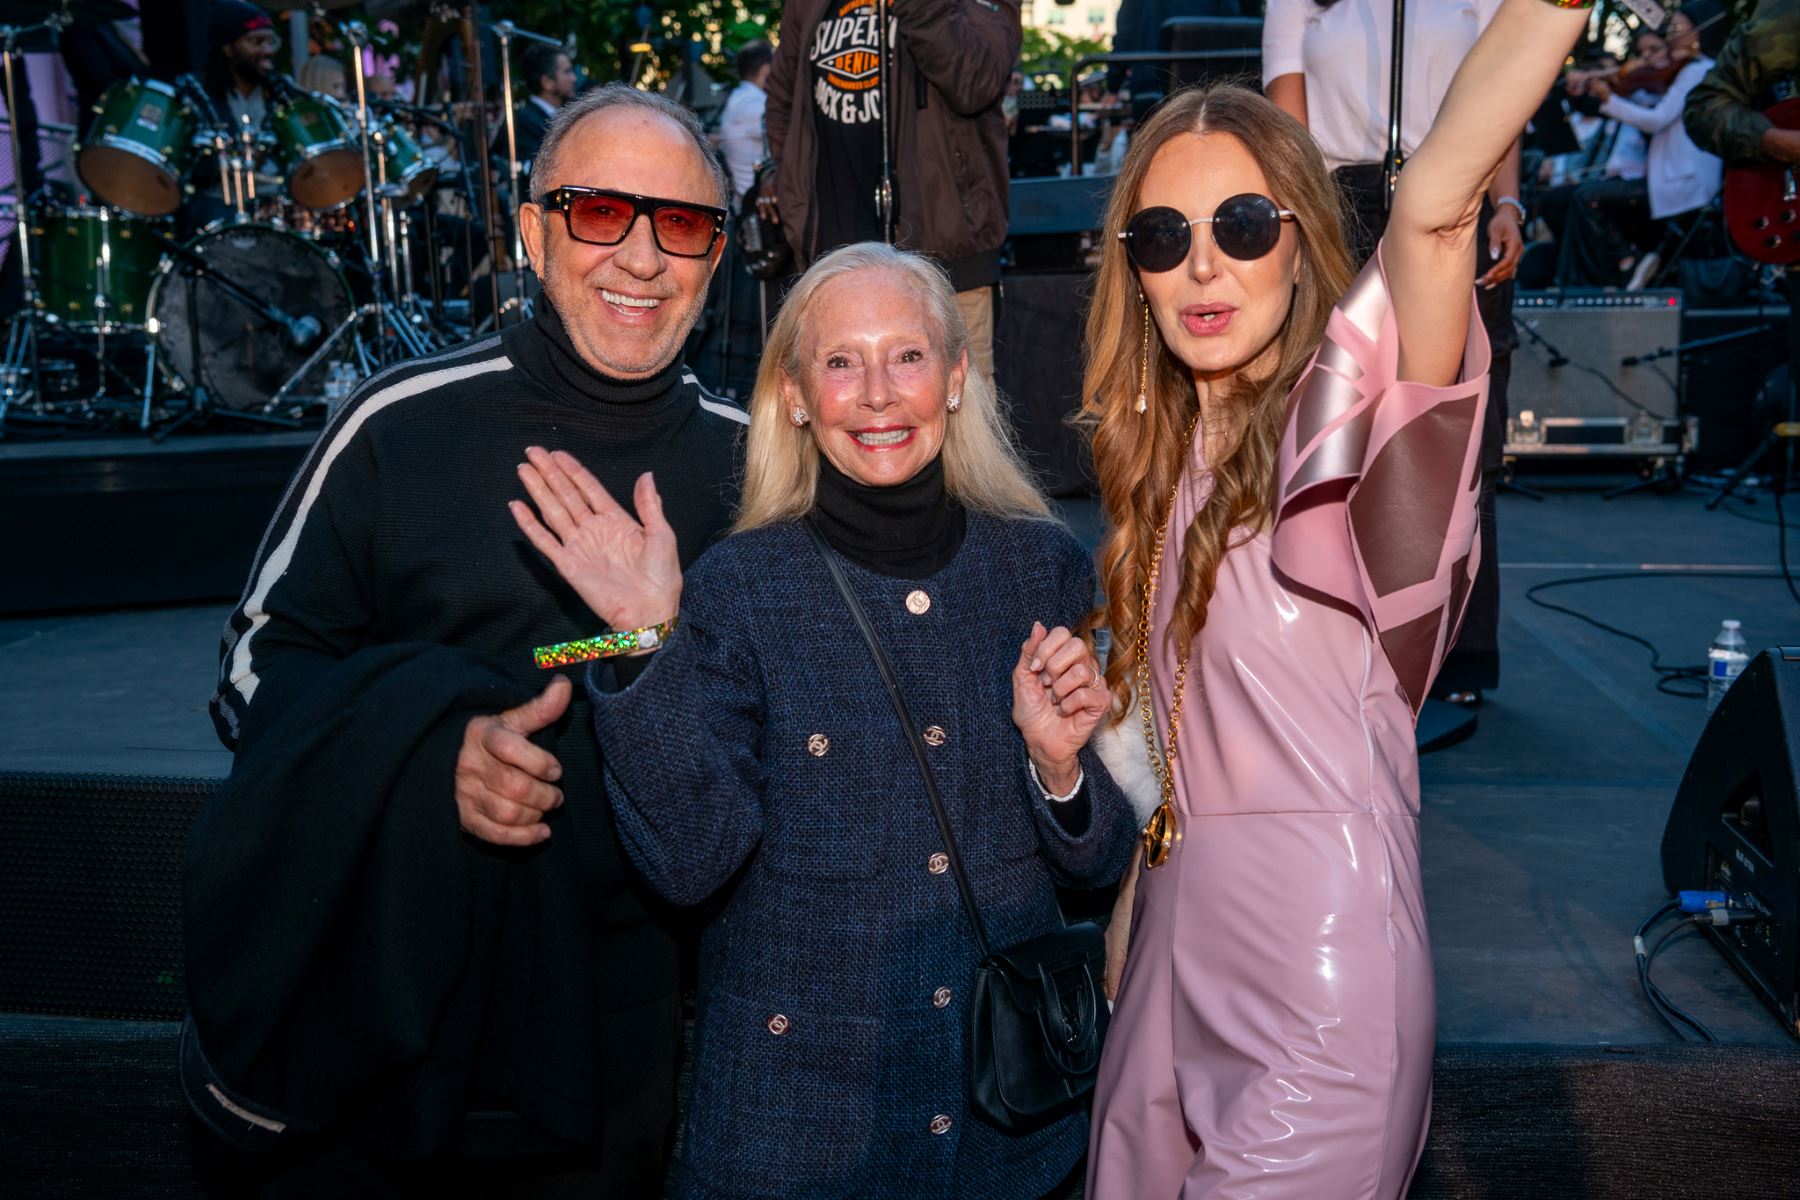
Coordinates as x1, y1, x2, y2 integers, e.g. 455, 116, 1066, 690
1384, 0, 1588, 386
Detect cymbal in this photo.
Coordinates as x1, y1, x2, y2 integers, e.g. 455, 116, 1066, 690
0, 0, 135, 24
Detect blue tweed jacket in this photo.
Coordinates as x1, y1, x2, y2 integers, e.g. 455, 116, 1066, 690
588, 512, 1138, 1200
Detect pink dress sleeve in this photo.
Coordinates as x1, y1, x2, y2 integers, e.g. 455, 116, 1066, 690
1269, 241, 1491, 717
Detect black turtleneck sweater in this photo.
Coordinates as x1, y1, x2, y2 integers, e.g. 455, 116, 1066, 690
209, 298, 746, 1151
812, 451, 966, 577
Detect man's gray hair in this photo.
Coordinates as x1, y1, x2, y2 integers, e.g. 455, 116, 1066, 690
529, 84, 729, 209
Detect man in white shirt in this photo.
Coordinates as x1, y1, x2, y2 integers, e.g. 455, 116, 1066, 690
716, 40, 772, 204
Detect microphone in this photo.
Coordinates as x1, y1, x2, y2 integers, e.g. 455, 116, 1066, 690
286, 313, 324, 351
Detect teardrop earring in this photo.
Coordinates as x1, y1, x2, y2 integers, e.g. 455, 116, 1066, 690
1136, 301, 1151, 414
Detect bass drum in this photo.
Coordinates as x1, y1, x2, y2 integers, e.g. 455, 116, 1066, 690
148, 223, 354, 411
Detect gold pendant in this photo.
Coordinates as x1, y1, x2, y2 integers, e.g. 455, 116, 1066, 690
1142, 801, 1179, 870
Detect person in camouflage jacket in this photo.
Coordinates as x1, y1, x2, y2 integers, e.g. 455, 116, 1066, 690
1683, 0, 1800, 165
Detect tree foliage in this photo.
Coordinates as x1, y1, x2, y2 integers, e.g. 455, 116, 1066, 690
1019, 27, 1111, 90
499, 0, 783, 92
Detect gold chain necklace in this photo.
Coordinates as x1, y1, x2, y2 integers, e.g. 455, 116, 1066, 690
1135, 423, 1197, 870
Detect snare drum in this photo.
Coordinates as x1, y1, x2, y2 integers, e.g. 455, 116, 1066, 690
375, 120, 437, 203
31, 206, 170, 329
75, 79, 199, 217
268, 94, 364, 210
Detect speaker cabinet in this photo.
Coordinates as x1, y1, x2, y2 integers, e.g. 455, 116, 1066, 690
0, 772, 212, 1020
1661, 648, 1800, 1038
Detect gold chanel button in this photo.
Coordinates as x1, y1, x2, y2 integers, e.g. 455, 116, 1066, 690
767, 1014, 790, 1036
927, 852, 949, 875
933, 987, 952, 1009
929, 1114, 952, 1135
905, 590, 931, 615
807, 734, 829, 757
922, 725, 947, 747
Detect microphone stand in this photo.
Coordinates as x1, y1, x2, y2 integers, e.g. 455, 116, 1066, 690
340, 23, 391, 351
1382, 0, 1405, 212
484, 21, 565, 322
875, 0, 894, 243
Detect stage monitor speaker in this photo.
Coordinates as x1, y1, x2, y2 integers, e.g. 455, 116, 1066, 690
1661, 648, 1800, 1039
0, 772, 213, 1021
1509, 290, 1691, 458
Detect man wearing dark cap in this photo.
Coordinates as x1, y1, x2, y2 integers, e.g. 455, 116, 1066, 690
205, 0, 279, 126
185, 0, 281, 231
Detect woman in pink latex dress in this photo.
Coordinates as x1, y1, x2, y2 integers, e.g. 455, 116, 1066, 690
1081, 4, 1592, 1197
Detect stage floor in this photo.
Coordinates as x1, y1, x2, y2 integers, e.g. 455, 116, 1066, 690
3, 483, 1799, 1048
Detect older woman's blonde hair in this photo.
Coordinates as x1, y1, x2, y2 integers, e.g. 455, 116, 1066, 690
736, 242, 1051, 531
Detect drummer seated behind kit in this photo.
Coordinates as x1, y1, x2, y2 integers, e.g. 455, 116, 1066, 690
185, 0, 281, 231
185, 86, 742, 1190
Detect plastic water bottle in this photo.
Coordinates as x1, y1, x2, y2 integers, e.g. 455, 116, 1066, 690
1706, 620, 1749, 713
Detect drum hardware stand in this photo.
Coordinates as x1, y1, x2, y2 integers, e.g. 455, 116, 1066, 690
0, 16, 63, 431
265, 301, 385, 411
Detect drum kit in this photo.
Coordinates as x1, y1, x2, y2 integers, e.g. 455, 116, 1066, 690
0, 0, 522, 438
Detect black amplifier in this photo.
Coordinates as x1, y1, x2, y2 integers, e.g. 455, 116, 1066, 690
1508, 289, 1692, 458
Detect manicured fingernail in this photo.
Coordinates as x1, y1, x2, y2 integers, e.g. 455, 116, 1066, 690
1029, 658, 1042, 671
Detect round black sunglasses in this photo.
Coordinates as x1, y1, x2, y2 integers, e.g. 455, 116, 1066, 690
1119, 194, 1298, 273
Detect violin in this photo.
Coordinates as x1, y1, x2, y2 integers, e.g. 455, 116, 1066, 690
1563, 49, 1682, 99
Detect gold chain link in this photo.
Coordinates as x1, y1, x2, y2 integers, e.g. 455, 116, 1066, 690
1136, 420, 1196, 869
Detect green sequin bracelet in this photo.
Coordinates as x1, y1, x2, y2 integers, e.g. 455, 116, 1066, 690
534, 618, 678, 669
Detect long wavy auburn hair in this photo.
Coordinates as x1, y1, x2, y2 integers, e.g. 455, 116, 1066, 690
1080, 84, 1355, 719
737, 242, 1050, 531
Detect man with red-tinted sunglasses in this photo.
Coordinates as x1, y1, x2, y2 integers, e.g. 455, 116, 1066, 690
193, 86, 745, 1191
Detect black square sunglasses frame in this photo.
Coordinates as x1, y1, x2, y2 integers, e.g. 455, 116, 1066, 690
536, 186, 728, 258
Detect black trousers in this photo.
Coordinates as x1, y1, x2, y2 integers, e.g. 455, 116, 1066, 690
1333, 163, 1509, 693
1555, 175, 1653, 288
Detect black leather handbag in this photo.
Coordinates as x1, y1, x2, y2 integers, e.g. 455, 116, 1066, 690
805, 520, 1110, 1134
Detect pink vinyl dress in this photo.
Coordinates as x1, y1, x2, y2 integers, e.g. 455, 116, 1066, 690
1086, 248, 1490, 1200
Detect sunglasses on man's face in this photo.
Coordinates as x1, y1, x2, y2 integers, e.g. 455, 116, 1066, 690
1118, 194, 1298, 273
537, 186, 727, 258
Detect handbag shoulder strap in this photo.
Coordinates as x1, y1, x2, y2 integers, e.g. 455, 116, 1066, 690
803, 518, 992, 959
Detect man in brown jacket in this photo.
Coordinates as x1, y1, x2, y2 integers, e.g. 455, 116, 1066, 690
758, 0, 1020, 382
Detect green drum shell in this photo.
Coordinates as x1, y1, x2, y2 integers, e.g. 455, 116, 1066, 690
31, 208, 171, 329
75, 79, 198, 217
268, 95, 365, 211
377, 121, 437, 202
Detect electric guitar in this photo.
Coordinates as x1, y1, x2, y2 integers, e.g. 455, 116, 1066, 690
1722, 96, 1800, 266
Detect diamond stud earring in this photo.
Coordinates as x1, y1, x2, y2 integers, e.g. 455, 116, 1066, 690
790, 407, 809, 426
947, 394, 961, 413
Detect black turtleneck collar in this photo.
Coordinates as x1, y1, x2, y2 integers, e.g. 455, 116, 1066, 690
812, 453, 967, 579
507, 296, 686, 417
